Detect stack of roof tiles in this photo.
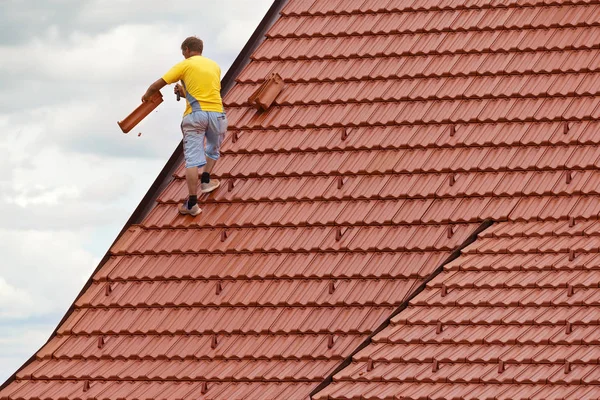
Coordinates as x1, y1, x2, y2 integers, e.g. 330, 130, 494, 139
3, 0, 600, 399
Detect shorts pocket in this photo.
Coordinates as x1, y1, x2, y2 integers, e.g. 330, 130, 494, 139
181, 114, 192, 133
217, 114, 228, 134
217, 114, 228, 145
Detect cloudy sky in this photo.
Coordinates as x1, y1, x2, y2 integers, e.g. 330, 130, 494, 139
0, 0, 273, 383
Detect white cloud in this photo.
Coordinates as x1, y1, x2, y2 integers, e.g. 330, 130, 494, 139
1, 24, 185, 82
0, 277, 35, 319
0, 323, 55, 384
217, 18, 267, 52
0, 227, 100, 356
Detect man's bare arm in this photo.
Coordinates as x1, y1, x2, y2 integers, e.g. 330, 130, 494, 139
142, 78, 167, 102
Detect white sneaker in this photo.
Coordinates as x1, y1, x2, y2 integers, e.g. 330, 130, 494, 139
201, 179, 220, 193
178, 199, 202, 216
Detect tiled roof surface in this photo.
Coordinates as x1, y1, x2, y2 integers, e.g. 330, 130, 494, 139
315, 220, 600, 400
3, 0, 600, 399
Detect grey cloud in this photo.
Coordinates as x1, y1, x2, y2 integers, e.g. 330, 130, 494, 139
0, 200, 127, 230
1, 0, 271, 46
0, 0, 81, 44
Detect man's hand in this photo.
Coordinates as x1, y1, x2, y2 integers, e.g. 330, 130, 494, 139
142, 78, 168, 103
174, 83, 186, 99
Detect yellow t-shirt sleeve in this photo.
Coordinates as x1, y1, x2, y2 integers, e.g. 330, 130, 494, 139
162, 61, 186, 84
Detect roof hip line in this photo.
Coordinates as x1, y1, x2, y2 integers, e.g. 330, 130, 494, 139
309, 218, 495, 398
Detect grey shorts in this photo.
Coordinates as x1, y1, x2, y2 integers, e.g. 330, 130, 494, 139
181, 111, 228, 169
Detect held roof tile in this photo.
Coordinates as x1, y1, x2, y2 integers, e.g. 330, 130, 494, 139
6, 0, 600, 399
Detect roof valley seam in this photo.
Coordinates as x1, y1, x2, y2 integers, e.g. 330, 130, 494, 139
308, 218, 495, 399
0, 0, 290, 393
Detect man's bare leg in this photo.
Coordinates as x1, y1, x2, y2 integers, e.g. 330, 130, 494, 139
200, 157, 220, 193
203, 157, 217, 174
178, 165, 201, 216
186, 166, 199, 196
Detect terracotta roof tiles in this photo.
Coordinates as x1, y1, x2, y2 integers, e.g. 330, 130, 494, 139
317, 220, 600, 399
3, 0, 600, 399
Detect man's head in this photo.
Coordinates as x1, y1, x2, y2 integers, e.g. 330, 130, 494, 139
181, 36, 203, 59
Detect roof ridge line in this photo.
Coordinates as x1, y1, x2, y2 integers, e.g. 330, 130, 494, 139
309, 219, 495, 398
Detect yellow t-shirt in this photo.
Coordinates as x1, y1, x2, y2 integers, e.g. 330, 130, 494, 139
162, 55, 224, 115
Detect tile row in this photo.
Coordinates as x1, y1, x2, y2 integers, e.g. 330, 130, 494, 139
20, 358, 600, 385
315, 381, 597, 400
439, 270, 600, 289
161, 171, 600, 204
271, 5, 600, 37
226, 96, 600, 129
58, 306, 396, 335
508, 195, 600, 221
414, 286, 600, 306
96, 251, 448, 281
226, 72, 600, 107
281, 0, 600, 16
357, 342, 600, 363
146, 198, 515, 228
17, 358, 339, 381
220, 122, 600, 154
334, 360, 600, 383
110, 224, 478, 255
467, 234, 600, 253
254, 26, 600, 61
1, 380, 315, 400
202, 145, 600, 178
239, 49, 600, 82
375, 323, 600, 345
148, 197, 600, 230
38, 333, 367, 360
481, 218, 600, 238
76, 278, 421, 308
393, 304, 600, 324
448, 251, 600, 272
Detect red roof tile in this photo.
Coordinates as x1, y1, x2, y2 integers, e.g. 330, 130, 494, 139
4, 0, 600, 399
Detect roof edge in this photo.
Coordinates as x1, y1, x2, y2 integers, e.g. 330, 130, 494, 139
309, 219, 496, 398
0, 0, 287, 392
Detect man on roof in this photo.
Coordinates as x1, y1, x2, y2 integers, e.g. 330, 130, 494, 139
141, 36, 227, 217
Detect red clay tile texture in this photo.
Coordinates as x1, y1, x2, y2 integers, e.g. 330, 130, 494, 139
3, 0, 600, 399
314, 220, 600, 400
